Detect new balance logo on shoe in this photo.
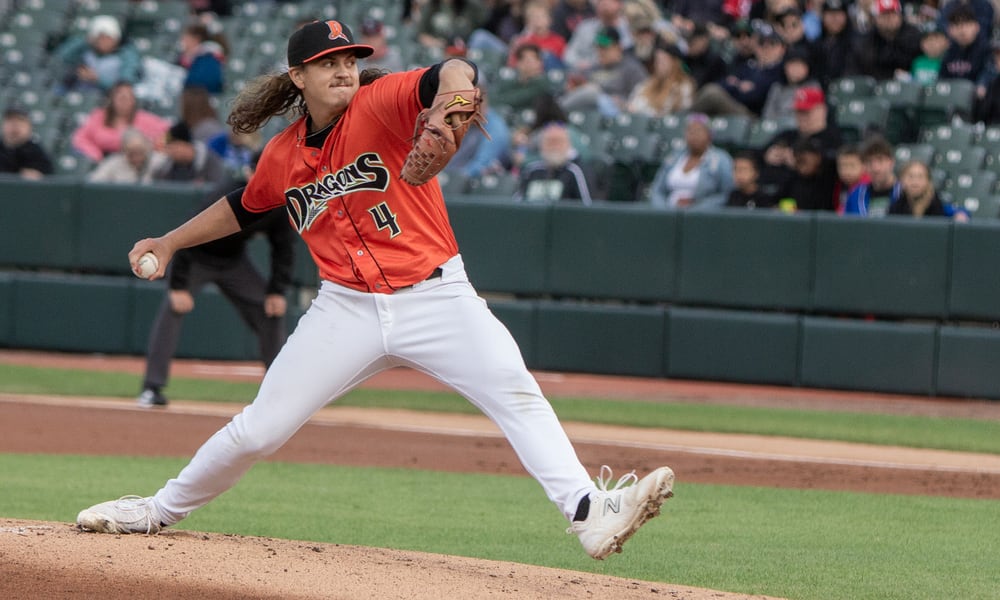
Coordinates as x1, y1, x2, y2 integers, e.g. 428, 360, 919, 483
568, 465, 674, 560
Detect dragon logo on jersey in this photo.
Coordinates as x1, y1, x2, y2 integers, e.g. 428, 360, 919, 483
284, 153, 390, 233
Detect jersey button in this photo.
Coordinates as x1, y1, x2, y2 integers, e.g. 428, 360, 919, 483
356, 250, 364, 256
337, 210, 344, 217
321, 166, 328, 171
375, 283, 382, 289
311, 151, 318, 157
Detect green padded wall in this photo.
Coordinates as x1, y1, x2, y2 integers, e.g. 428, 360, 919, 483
677, 210, 812, 310
76, 182, 209, 274
11, 273, 131, 353
0, 272, 12, 345
0, 179, 79, 269
129, 280, 169, 355
546, 204, 679, 301
800, 317, 936, 395
667, 307, 800, 385
535, 301, 665, 377
948, 222, 1000, 321
812, 215, 951, 318
936, 326, 1000, 399
447, 199, 550, 295
485, 298, 537, 367
173, 285, 258, 360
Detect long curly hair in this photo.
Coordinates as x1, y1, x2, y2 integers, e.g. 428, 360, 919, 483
226, 67, 391, 134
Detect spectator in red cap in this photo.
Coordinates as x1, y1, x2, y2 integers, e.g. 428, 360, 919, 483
848, 0, 921, 80
757, 85, 842, 202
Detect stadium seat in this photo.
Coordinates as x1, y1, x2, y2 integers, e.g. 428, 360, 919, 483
835, 97, 890, 143
437, 171, 470, 197
828, 75, 877, 107
955, 194, 1000, 219
745, 117, 796, 149
607, 112, 653, 136
567, 109, 606, 133
919, 122, 977, 152
943, 171, 998, 214
932, 146, 986, 179
614, 132, 662, 163
918, 79, 975, 127
893, 143, 935, 169
468, 173, 519, 199
874, 79, 923, 144
708, 114, 751, 153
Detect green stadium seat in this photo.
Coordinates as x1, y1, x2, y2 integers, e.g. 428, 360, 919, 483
835, 97, 890, 144
920, 122, 976, 152
874, 79, 923, 143
828, 75, 878, 107
932, 146, 986, 179
918, 79, 975, 127
893, 143, 935, 169
708, 114, 751, 152
745, 117, 796, 150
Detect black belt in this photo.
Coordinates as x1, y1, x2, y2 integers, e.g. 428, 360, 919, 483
396, 267, 442, 291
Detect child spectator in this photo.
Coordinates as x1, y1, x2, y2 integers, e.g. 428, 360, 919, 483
779, 136, 839, 211
890, 159, 968, 219
71, 81, 171, 163
0, 105, 53, 180
911, 23, 950, 85
835, 144, 868, 213
727, 150, 776, 208
939, 4, 990, 82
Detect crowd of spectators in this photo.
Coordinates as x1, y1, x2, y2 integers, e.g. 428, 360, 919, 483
3, 0, 1000, 219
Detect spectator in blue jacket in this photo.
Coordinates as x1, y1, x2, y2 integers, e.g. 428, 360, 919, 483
53, 15, 142, 95
443, 97, 513, 180
177, 21, 226, 95
649, 113, 734, 208
843, 136, 900, 217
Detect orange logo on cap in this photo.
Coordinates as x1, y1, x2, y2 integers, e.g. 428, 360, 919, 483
325, 20, 349, 42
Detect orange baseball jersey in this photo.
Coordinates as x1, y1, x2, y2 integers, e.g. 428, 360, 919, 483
243, 68, 458, 293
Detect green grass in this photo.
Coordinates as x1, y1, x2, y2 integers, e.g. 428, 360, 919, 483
3, 454, 998, 600
2, 363, 999, 454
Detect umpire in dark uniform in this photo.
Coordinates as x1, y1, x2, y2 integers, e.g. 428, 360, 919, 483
138, 153, 296, 407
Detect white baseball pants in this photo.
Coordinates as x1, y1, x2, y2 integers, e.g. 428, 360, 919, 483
153, 254, 595, 524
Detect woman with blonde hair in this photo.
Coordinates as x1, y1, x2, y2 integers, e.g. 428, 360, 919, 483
890, 160, 968, 220
626, 40, 694, 117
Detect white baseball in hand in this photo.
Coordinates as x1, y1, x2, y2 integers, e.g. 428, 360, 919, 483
137, 252, 159, 279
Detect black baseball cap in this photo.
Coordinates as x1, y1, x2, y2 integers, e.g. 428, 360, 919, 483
3, 103, 30, 119
287, 20, 374, 67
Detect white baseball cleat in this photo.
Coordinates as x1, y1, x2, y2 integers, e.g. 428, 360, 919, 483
568, 465, 674, 560
76, 495, 163, 534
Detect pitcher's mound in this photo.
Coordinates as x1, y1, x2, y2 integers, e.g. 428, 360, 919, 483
0, 519, 781, 599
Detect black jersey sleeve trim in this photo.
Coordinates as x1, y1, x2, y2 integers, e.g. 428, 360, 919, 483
225, 186, 272, 229
417, 58, 480, 108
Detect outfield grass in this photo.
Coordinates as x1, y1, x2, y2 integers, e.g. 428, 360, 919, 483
2, 454, 997, 600
2, 363, 999, 454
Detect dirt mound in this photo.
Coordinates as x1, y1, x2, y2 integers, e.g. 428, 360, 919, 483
0, 519, 780, 599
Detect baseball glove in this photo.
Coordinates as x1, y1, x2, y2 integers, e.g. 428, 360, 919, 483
400, 88, 489, 186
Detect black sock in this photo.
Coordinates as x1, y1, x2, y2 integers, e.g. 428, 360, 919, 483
573, 494, 590, 522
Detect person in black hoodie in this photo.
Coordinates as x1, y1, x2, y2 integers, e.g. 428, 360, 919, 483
848, 0, 922, 80
136, 152, 296, 407
816, 0, 856, 88
939, 4, 991, 83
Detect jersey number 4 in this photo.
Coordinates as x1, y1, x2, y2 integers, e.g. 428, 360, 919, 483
368, 202, 401, 238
